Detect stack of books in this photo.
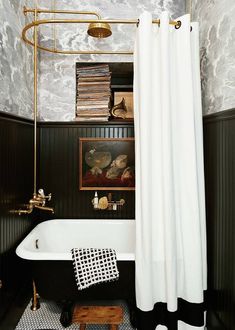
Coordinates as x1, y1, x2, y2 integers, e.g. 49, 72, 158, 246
76, 64, 111, 122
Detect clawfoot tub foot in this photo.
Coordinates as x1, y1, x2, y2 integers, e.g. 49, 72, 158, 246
31, 280, 40, 311
60, 300, 74, 328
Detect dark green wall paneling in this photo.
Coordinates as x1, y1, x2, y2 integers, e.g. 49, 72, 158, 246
203, 109, 235, 330
38, 121, 135, 220
0, 113, 34, 321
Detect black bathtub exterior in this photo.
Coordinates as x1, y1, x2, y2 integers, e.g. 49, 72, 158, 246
32, 260, 135, 302
31, 259, 137, 326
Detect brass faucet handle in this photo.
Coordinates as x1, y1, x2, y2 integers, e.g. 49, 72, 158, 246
45, 193, 52, 201
38, 189, 52, 201
11, 190, 53, 216
38, 189, 45, 198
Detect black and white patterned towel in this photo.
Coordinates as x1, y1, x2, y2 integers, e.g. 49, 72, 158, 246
71, 248, 119, 290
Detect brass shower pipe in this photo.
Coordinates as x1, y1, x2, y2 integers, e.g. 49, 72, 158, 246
12, 7, 55, 215
22, 6, 180, 55
33, 8, 38, 197
23, 6, 102, 19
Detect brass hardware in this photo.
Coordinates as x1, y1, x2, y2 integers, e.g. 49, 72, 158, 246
92, 192, 125, 211
34, 205, 54, 212
17, 7, 54, 215
16, 208, 33, 215
14, 189, 54, 215
87, 22, 112, 38
22, 7, 180, 55
23, 8, 101, 19
33, 8, 38, 196
31, 280, 40, 311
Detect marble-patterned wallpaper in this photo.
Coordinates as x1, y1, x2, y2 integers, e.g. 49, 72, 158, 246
37, 0, 185, 121
0, 1, 34, 119
2, 1, 234, 119
191, 0, 235, 114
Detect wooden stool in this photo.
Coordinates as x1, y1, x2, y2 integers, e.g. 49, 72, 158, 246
72, 305, 123, 330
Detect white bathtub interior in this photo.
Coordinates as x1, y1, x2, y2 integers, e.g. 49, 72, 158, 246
16, 219, 135, 261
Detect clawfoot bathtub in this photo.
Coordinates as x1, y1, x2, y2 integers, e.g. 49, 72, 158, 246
16, 219, 136, 326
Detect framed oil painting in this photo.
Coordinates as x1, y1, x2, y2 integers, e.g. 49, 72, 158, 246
79, 138, 135, 190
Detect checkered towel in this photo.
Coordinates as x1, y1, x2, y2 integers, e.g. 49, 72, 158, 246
71, 248, 119, 290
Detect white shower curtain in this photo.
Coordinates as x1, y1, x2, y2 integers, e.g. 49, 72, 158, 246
134, 11, 207, 330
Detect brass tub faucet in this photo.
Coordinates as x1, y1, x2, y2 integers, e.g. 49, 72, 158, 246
12, 189, 54, 215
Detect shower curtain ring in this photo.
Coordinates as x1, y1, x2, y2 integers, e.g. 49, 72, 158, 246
136, 19, 139, 27
175, 20, 182, 29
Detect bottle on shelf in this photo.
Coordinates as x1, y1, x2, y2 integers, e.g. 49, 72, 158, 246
93, 191, 99, 209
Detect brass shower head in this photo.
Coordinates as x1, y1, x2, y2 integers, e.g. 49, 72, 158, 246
87, 22, 112, 38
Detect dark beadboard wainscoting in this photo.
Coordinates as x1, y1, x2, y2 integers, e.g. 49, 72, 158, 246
3, 108, 235, 330
203, 108, 235, 330
0, 113, 34, 321
38, 121, 135, 220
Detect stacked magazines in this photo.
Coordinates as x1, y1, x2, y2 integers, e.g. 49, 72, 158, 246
76, 64, 111, 122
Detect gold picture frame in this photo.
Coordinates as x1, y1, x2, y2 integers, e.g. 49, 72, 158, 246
79, 138, 135, 190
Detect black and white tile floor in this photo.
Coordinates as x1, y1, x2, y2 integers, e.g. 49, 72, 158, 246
15, 299, 136, 330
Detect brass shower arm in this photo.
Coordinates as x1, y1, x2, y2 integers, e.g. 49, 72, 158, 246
22, 22, 133, 54
22, 18, 139, 55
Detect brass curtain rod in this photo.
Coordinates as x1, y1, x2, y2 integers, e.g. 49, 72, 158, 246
23, 7, 178, 26
22, 7, 180, 55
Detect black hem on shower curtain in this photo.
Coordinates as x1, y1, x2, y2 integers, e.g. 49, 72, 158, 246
136, 291, 207, 330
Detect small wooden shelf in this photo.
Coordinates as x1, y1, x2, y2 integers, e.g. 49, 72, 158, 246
39, 120, 134, 128
73, 119, 134, 125
109, 118, 134, 123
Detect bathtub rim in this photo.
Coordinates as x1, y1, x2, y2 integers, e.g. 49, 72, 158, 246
16, 219, 135, 262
